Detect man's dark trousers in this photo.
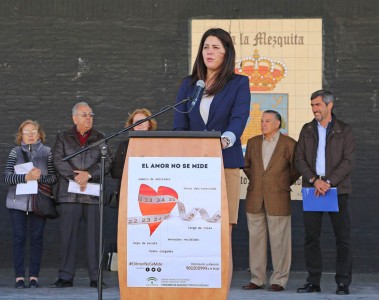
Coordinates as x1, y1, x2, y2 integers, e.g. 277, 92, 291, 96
303, 194, 352, 286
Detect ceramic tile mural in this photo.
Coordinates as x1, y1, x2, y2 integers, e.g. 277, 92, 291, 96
191, 19, 322, 199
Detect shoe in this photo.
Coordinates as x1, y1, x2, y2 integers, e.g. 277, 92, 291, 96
90, 280, 108, 289
297, 282, 321, 293
268, 284, 284, 291
242, 282, 263, 290
29, 279, 39, 288
15, 280, 25, 289
336, 283, 349, 295
50, 278, 73, 288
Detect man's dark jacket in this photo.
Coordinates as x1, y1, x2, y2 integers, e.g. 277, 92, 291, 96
53, 126, 113, 204
295, 115, 355, 195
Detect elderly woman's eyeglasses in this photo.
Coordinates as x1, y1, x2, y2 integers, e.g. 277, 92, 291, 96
22, 130, 38, 136
76, 112, 95, 118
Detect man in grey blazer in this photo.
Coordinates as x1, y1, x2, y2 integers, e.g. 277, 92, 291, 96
242, 110, 300, 292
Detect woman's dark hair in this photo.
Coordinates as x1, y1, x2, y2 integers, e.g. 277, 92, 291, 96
191, 28, 236, 96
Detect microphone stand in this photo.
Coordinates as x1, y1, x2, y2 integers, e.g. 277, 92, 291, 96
62, 96, 191, 300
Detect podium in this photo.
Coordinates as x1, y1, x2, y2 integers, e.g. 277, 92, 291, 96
117, 131, 230, 300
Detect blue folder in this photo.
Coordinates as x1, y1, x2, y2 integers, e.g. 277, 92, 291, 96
302, 187, 339, 212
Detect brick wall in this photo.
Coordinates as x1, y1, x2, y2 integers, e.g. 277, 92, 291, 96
0, 0, 378, 273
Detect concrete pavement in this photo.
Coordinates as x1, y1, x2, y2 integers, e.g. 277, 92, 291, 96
0, 268, 378, 299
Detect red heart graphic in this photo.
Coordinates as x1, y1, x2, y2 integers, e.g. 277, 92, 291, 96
138, 184, 178, 236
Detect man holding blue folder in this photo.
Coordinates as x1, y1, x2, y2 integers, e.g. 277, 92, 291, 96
295, 90, 355, 295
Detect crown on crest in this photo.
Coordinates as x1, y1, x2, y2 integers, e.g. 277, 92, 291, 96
235, 49, 287, 92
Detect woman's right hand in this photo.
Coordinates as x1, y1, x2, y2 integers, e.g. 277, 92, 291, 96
25, 167, 41, 181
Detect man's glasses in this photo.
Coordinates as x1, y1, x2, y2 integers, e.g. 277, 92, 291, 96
76, 112, 95, 118
22, 130, 38, 136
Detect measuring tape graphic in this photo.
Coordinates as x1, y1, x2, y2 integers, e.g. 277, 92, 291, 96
128, 184, 221, 235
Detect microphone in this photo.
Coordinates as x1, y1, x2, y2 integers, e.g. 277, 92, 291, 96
190, 80, 205, 107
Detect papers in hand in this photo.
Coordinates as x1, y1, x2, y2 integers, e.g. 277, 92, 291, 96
68, 180, 100, 197
14, 162, 38, 195
302, 187, 339, 212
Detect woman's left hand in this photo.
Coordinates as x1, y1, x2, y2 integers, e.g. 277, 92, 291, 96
25, 167, 41, 181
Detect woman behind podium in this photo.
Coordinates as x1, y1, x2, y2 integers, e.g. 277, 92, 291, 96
108, 108, 157, 267
173, 28, 251, 289
109, 108, 157, 257
111, 108, 157, 182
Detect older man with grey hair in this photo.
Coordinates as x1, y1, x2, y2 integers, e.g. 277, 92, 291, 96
242, 110, 300, 292
50, 102, 112, 288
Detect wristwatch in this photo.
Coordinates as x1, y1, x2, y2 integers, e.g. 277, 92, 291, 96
309, 177, 316, 185
222, 136, 231, 148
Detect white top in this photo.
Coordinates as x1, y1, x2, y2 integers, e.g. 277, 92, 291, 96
200, 94, 214, 124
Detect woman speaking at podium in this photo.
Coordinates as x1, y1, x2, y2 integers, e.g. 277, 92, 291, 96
173, 28, 251, 289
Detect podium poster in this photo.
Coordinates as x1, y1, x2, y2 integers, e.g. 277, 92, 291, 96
126, 157, 222, 288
